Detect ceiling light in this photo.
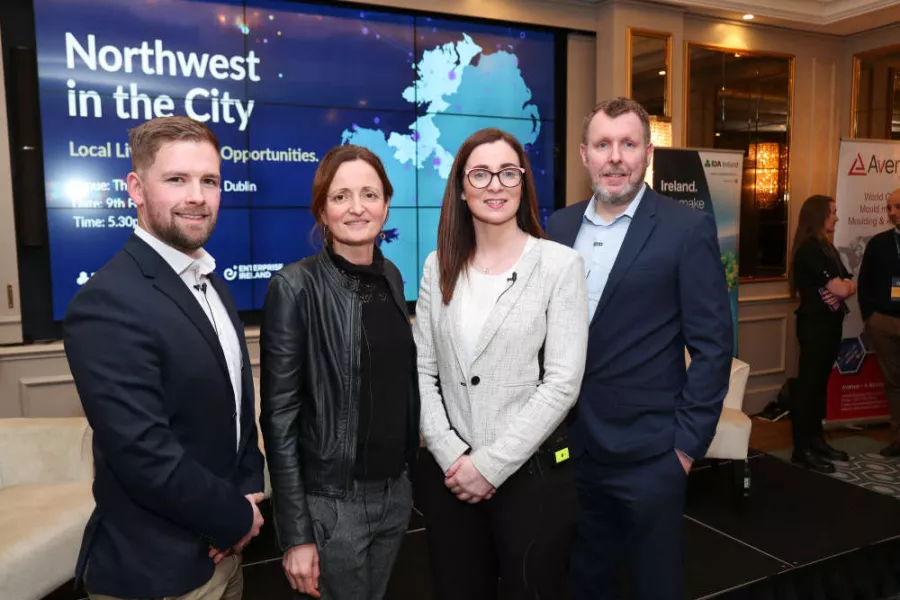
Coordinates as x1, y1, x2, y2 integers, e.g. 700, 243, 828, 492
658, 70, 666, 76
742, 14, 754, 20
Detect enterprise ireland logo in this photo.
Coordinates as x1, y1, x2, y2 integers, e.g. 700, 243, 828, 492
223, 263, 284, 281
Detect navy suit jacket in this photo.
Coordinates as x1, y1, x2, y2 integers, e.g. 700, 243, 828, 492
63, 234, 265, 597
546, 188, 733, 464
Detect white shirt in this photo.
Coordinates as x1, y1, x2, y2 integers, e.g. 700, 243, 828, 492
135, 226, 243, 450
456, 236, 538, 371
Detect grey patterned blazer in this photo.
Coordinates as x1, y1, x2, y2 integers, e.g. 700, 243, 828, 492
413, 237, 589, 487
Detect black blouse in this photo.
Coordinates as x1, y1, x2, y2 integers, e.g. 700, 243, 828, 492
793, 236, 851, 316
328, 246, 412, 481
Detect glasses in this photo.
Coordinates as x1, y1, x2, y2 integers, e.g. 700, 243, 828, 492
465, 167, 525, 189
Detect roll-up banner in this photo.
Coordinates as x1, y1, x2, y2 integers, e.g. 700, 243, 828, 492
652, 147, 743, 355
828, 138, 900, 424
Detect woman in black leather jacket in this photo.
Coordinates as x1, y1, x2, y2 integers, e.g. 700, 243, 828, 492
259, 145, 419, 600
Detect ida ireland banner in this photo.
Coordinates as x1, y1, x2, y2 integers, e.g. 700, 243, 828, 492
652, 147, 742, 355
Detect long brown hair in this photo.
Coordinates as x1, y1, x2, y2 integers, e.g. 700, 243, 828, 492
789, 194, 835, 296
437, 128, 546, 304
310, 145, 393, 244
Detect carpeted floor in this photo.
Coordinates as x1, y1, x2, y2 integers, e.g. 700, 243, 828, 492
768, 435, 900, 500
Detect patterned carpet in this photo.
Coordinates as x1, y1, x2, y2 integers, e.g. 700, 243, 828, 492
769, 435, 900, 500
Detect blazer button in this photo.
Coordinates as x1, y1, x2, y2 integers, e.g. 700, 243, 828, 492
470, 376, 480, 386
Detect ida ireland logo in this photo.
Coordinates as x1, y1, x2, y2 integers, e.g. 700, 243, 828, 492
848, 153, 867, 176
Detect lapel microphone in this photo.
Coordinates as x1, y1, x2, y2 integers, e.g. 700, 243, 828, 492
498, 271, 518, 301
193, 280, 219, 335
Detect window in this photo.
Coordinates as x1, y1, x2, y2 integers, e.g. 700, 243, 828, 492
628, 29, 671, 117
686, 45, 793, 280
853, 46, 900, 140
629, 29, 673, 183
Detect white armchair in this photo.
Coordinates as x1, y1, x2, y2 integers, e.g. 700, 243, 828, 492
685, 352, 753, 495
0, 417, 95, 600
0, 386, 273, 600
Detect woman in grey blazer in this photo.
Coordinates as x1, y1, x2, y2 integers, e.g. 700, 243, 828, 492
413, 128, 589, 600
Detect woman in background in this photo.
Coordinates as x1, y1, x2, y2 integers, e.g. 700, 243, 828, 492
789, 194, 856, 473
260, 145, 419, 599
413, 128, 588, 600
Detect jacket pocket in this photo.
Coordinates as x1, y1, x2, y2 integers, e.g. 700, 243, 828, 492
307, 494, 339, 551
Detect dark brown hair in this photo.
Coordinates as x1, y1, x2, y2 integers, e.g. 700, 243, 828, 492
789, 194, 835, 296
437, 128, 545, 304
128, 116, 219, 174
581, 97, 651, 145
310, 145, 394, 244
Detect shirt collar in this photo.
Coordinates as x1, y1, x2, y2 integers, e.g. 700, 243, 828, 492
582, 183, 646, 226
134, 225, 216, 278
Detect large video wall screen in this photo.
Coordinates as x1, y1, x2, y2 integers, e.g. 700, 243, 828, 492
33, 0, 557, 318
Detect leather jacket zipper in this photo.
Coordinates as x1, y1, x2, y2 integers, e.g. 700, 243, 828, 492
343, 293, 362, 492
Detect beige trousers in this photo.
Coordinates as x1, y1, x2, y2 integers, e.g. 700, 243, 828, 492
89, 553, 243, 600
865, 312, 900, 439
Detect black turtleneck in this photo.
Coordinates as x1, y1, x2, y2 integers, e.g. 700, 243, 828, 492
328, 246, 411, 481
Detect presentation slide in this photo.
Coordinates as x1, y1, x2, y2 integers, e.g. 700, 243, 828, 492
33, 0, 557, 318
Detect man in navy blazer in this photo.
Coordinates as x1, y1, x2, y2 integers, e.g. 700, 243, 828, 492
64, 116, 265, 599
547, 97, 733, 600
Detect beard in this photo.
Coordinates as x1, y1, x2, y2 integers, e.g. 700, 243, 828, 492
143, 200, 216, 254
592, 165, 647, 207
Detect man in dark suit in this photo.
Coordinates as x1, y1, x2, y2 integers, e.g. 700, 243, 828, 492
64, 116, 265, 600
547, 97, 733, 600
858, 188, 900, 457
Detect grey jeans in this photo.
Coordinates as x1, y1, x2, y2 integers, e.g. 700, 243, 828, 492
307, 471, 413, 600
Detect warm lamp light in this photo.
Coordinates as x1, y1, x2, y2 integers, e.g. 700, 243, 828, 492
748, 142, 781, 208
645, 116, 673, 185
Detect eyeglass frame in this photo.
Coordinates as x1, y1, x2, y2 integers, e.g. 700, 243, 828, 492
464, 166, 526, 189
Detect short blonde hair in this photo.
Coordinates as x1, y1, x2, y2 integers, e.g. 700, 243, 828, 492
128, 116, 220, 174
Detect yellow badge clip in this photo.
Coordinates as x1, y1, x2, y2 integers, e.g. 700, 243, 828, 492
554, 447, 570, 464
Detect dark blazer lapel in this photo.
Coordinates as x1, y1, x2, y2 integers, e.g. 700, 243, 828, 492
208, 273, 244, 346
470, 241, 541, 363
591, 190, 659, 326
208, 274, 255, 452
559, 199, 590, 248
124, 235, 231, 382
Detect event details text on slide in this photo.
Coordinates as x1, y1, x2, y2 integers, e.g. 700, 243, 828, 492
67, 139, 319, 165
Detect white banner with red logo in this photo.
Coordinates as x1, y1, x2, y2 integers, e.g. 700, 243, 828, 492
828, 138, 900, 423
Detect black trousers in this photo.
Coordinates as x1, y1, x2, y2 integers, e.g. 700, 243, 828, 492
570, 451, 688, 600
793, 312, 843, 450
414, 451, 578, 600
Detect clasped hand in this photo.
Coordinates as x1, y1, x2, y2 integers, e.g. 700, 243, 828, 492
820, 289, 842, 310
445, 455, 495, 503
208, 492, 265, 564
